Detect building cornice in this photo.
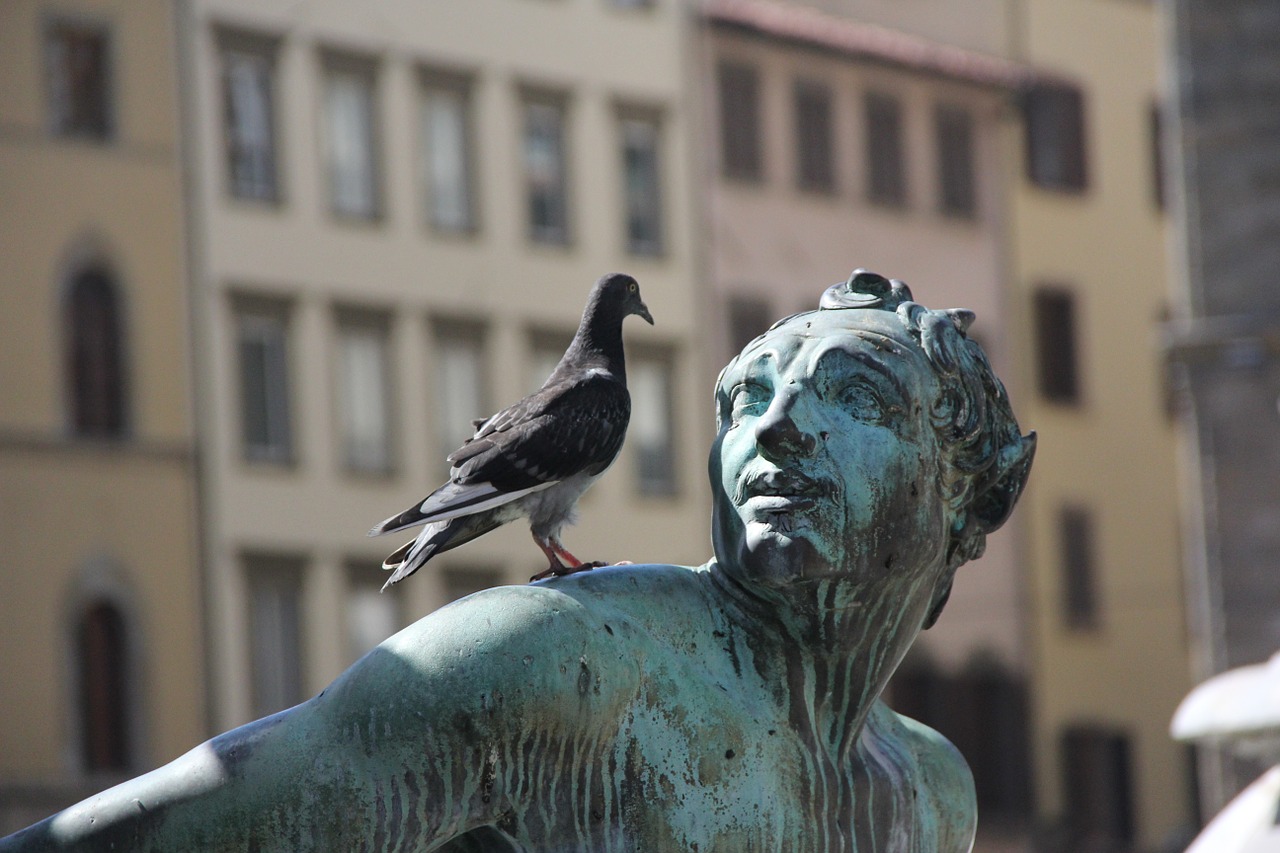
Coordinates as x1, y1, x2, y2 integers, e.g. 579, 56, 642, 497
0, 429, 195, 465
701, 0, 1043, 91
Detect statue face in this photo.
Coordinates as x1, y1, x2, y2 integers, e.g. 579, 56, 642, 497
711, 309, 951, 592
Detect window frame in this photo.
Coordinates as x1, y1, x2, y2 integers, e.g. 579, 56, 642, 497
419, 67, 479, 235
1059, 505, 1100, 631
1024, 81, 1089, 193
718, 60, 764, 183
44, 14, 114, 142
64, 266, 129, 439
1032, 285, 1083, 405
217, 27, 283, 204
320, 49, 383, 222
864, 90, 908, 209
75, 599, 132, 773
617, 104, 665, 257
934, 102, 978, 219
629, 346, 679, 498
794, 78, 836, 194
333, 307, 395, 477
521, 87, 572, 246
234, 296, 295, 466
726, 294, 772, 360
243, 552, 307, 720
431, 318, 490, 477
344, 558, 405, 664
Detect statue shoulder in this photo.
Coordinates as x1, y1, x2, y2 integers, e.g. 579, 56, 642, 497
859, 701, 977, 853
318, 567, 708, 734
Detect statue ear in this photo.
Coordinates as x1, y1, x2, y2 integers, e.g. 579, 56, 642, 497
971, 431, 1037, 536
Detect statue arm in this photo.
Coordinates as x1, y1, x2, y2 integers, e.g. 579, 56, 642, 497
0, 585, 624, 852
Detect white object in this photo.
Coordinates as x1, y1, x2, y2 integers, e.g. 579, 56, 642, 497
1185, 765, 1280, 853
1172, 652, 1280, 741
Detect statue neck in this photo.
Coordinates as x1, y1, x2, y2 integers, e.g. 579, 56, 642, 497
707, 560, 931, 762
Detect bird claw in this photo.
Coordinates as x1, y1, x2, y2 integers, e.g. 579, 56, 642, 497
529, 560, 609, 582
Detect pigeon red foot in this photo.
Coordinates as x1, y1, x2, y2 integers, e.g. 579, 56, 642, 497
529, 535, 608, 581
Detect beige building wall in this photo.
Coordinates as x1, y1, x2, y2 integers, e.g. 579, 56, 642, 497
1005, 0, 1194, 848
181, 0, 711, 732
0, 0, 205, 833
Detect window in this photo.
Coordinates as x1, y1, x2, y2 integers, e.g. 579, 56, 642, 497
935, 104, 977, 218
434, 321, 488, 473
865, 91, 907, 207
522, 92, 570, 244
245, 554, 306, 718
1060, 506, 1099, 630
335, 312, 392, 474
420, 71, 476, 233
718, 61, 762, 182
65, 268, 126, 438
236, 300, 293, 464
794, 80, 835, 193
1024, 83, 1087, 191
442, 565, 505, 603
631, 352, 676, 496
1150, 101, 1166, 211
1061, 726, 1134, 850
219, 31, 280, 202
1032, 287, 1081, 404
620, 110, 663, 255
726, 295, 772, 357
76, 600, 130, 772
346, 561, 401, 664
323, 54, 380, 220
45, 18, 112, 140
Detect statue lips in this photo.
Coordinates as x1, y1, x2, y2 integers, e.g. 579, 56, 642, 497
738, 468, 834, 536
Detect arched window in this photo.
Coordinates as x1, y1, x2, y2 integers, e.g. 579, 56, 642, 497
76, 600, 130, 772
65, 268, 126, 437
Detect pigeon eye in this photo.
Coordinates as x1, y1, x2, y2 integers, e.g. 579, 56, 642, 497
628, 282, 637, 293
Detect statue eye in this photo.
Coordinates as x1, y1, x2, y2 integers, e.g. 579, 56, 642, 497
728, 382, 769, 426
836, 382, 885, 423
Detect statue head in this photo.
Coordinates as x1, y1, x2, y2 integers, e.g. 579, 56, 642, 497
710, 270, 1035, 630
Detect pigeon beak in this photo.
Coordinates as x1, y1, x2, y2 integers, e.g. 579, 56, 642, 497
636, 301, 654, 325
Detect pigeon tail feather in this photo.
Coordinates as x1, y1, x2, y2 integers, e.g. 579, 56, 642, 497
380, 512, 505, 591
369, 480, 554, 537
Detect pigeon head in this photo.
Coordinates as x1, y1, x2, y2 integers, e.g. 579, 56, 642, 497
593, 273, 654, 326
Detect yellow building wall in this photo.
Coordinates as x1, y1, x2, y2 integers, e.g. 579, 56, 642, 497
0, 0, 205, 829
1008, 0, 1193, 846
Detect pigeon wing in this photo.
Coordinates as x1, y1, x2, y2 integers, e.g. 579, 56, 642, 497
368, 374, 630, 536
448, 373, 632, 493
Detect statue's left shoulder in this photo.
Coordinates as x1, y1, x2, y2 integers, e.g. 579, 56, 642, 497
859, 701, 978, 853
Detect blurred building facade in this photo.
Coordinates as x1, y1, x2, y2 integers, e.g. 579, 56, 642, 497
0, 0, 1210, 849
176, 0, 712, 732
1005, 0, 1195, 850
694, 1, 1038, 847
1165, 0, 1280, 817
0, 0, 206, 833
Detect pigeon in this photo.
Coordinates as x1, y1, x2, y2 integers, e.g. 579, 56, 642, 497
368, 272, 654, 590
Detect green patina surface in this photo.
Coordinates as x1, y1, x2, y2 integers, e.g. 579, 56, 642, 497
0, 272, 1033, 852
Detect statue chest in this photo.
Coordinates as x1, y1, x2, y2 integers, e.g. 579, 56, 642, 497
485, 713, 914, 853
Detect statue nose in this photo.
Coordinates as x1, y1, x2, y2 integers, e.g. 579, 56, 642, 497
754, 393, 817, 459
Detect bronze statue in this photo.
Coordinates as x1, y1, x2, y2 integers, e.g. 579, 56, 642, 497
0, 271, 1034, 852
